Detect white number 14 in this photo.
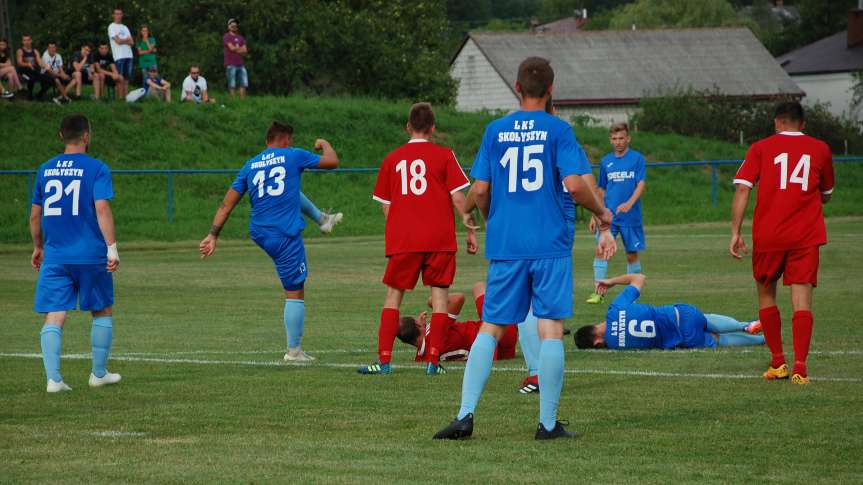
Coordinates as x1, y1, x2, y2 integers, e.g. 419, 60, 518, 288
773, 153, 810, 191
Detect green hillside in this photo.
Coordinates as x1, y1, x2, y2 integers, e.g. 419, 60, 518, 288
1, 95, 860, 243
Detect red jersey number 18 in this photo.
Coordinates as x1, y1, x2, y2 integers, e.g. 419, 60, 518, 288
396, 159, 427, 195
774, 153, 810, 191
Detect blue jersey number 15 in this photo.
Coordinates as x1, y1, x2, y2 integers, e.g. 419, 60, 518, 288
499, 144, 544, 192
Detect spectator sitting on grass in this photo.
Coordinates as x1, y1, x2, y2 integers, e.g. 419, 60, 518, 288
144, 66, 171, 102
0, 38, 23, 97
136, 25, 157, 85
93, 42, 122, 100
41, 41, 76, 104
181, 65, 213, 103
17, 34, 49, 100
70, 44, 100, 99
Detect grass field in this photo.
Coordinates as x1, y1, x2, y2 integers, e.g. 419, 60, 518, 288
3, 95, 862, 243
1, 219, 862, 483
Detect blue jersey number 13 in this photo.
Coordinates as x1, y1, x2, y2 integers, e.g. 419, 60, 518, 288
499, 144, 544, 192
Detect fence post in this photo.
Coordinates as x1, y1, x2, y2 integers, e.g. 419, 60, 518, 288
166, 173, 174, 223
711, 162, 718, 208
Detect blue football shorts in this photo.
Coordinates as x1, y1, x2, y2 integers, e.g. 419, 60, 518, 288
252, 234, 307, 291
482, 256, 573, 324
596, 223, 646, 253
675, 303, 716, 348
34, 263, 114, 313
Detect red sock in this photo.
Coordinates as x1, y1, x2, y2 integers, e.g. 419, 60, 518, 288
426, 313, 449, 365
792, 310, 813, 377
378, 308, 399, 364
759, 306, 785, 368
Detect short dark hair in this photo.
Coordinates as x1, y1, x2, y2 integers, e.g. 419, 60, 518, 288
408, 102, 435, 134
517, 56, 554, 99
59, 114, 91, 143
99, 41, 109, 47
113, 7, 123, 13
574, 325, 598, 349
775, 101, 805, 123
396, 316, 420, 345
609, 122, 629, 135
266, 121, 294, 143
47, 40, 57, 46
22, 33, 31, 39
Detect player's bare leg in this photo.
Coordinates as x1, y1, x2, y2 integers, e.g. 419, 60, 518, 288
790, 283, 814, 384
358, 287, 404, 374
89, 306, 122, 387
41, 311, 71, 392
535, 318, 576, 440
283, 289, 315, 362
757, 280, 789, 380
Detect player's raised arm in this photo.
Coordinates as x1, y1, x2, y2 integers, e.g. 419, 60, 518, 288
596, 273, 646, 295
95, 200, 119, 272
199, 188, 243, 259
314, 139, 339, 169
29, 204, 43, 270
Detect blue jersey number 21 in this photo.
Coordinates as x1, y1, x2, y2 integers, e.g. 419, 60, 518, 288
499, 144, 543, 192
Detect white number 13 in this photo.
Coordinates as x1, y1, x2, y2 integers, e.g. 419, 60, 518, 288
774, 153, 810, 191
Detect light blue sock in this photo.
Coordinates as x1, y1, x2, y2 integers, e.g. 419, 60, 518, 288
284, 299, 305, 348
91, 316, 113, 378
705, 314, 749, 333
299, 192, 323, 224
593, 259, 609, 283
538, 339, 565, 431
457, 332, 497, 419
518, 310, 540, 377
40, 324, 63, 382
626, 260, 642, 274
718, 332, 765, 347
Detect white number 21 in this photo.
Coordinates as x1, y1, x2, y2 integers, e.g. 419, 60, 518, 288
43, 179, 81, 216
773, 153, 810, 191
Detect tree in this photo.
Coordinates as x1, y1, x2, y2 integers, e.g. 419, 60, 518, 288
607, 0, 754, 30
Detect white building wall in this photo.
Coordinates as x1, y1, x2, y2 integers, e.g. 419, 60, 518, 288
792, 72, 861, 121
556, 104, 637, 127
451, 38, 519, 112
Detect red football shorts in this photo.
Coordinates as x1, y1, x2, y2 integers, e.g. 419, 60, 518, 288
752, 245, 820, 287
383, 252, 456, 290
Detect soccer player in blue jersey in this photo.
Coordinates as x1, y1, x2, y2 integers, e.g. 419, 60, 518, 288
574, 273, 765, 350
433, 57, 616, 441
30, 114, 121, 393
199, 121, 339, 361
587, 123, 647, 304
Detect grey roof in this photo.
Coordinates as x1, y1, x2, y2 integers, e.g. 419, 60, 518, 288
777, 30, 863, 75
460, 29, 802, 104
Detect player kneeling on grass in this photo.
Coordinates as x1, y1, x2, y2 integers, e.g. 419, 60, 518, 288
587, 123, 647, 304
397, 282, 518, 363
199, 120, 339, 362
730, 101, 834, 385
358, 102, 477, 376
574, 273, 764, 351
30, 114, 121, 392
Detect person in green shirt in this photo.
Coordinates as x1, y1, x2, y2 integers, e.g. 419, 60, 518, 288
136, 25, 157, 85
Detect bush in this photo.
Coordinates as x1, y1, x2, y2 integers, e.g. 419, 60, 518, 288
632, 87, 863, 154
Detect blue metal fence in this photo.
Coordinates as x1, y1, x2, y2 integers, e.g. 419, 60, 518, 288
3, 157, 862, 223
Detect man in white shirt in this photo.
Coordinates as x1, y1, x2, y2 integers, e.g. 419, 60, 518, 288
181, 65, 213, 103
107, 8, 134, 99
41, 41, 76, 104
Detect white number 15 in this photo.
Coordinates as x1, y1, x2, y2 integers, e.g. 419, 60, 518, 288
499, 144, 544, 193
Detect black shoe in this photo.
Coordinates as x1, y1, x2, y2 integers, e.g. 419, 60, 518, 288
563, 327, 572, 336
535, 420, 577, 440
433, 414, 474, 440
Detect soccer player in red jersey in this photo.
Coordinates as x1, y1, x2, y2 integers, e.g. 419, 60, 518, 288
397, 282, 518, 363
358, 102, 477, 376
730, 101, 835, 385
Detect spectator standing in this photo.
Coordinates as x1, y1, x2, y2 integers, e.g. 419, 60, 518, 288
41, 41, 76, 104
108, 8, 134, 99
144, 66, 171, 102
223, 18, 248, 98
16, 34, 48, 100
135, 25, 157, 85
70, 44, 101, 99
0, 39, 22, 97
93, 42, 123, 100
181, 65, 213, 103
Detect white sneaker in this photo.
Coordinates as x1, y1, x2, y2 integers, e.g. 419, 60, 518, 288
47, 379, 72, 393
284, 348, 316, 362
89, 371, 122, 387
318, 211, 343, 234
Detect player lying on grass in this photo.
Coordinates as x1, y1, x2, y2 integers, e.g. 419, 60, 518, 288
30, 114, 122, 392
573, 273, 764, 350
200, 120, 339, 362
731, 101, 834, 385
358, 102, 477, 376
396, 282, 518, 365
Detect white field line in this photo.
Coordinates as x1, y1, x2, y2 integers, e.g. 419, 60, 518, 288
0, 352, 859, 383
106, 348, 863, 357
